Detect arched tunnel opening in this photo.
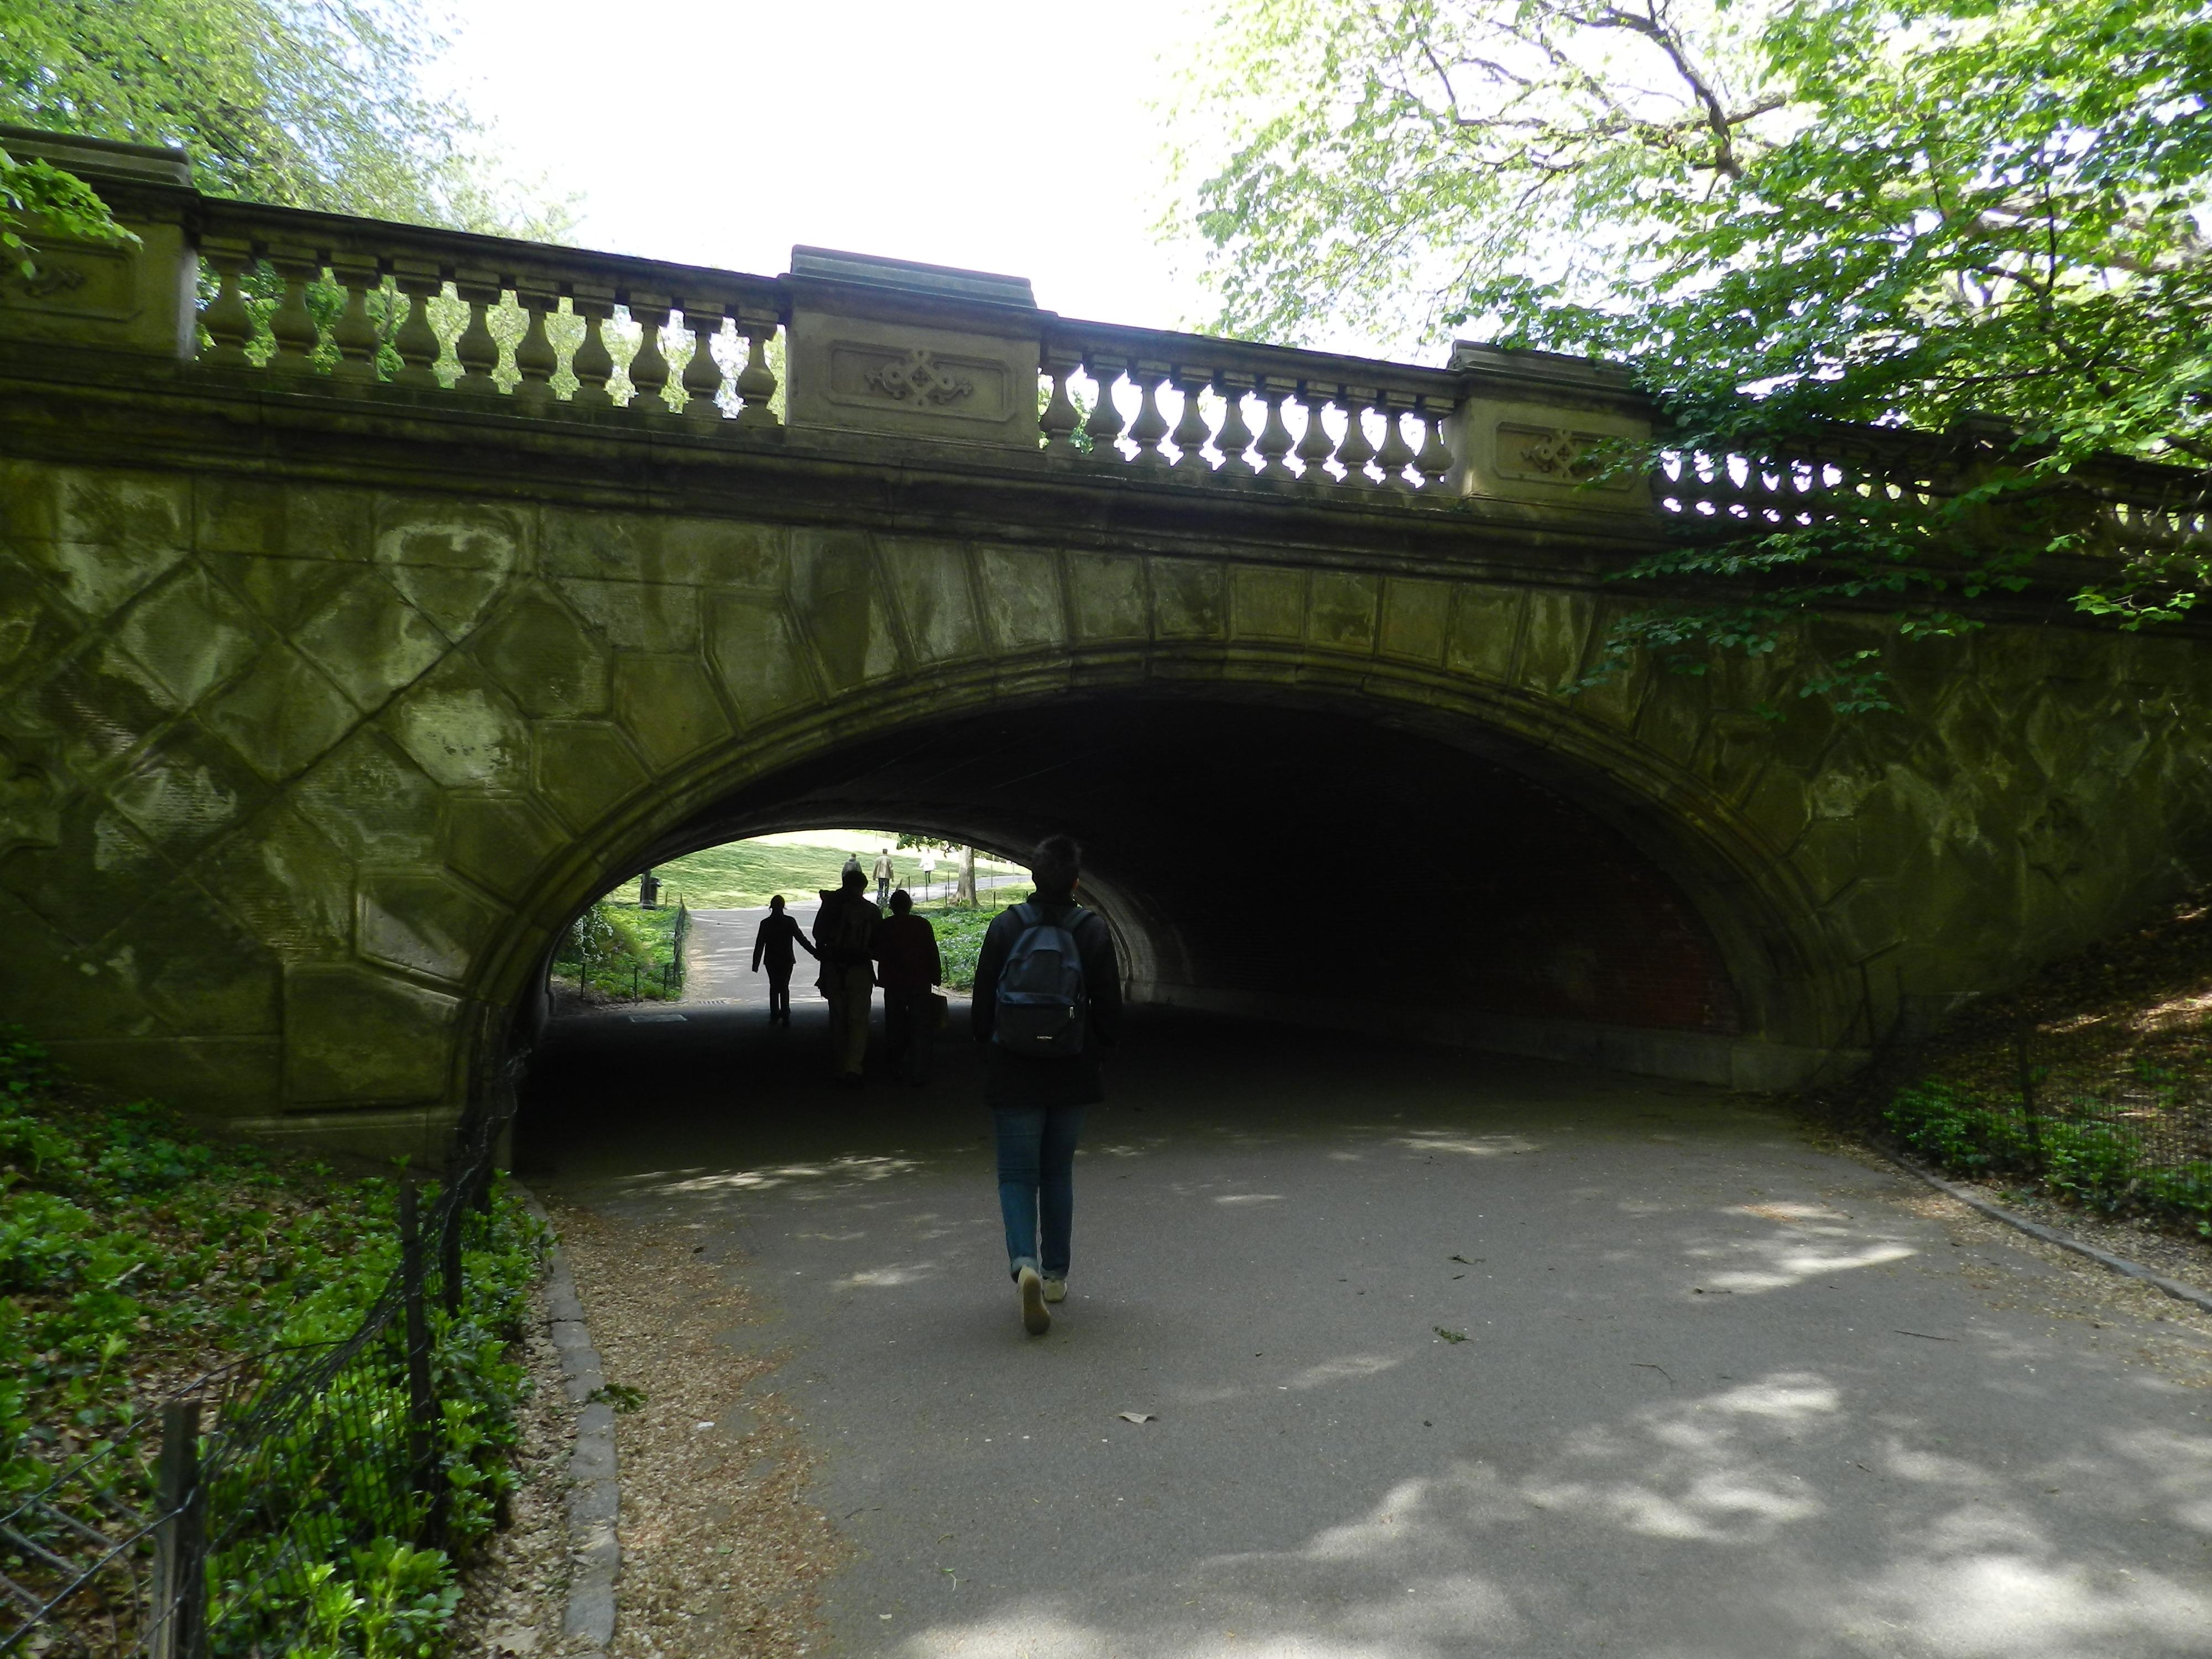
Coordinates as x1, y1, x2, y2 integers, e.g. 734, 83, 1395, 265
513, 691, 1778, 1166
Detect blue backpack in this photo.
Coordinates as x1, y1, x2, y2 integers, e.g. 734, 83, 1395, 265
993, 903, 1089, 1057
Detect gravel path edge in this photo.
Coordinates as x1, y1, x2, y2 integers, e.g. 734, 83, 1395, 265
517, 1185, 622, 1658
1877, 1146, 2212, 1314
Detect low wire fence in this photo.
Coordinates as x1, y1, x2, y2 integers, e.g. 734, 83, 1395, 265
551, 898, 688, 1003
1885, 997, 2212, 1225
1, 1071, 524, 1659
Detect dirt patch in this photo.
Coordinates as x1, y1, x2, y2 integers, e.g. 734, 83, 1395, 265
450, 1277, 576, 1659
551, 1207, 840, 1659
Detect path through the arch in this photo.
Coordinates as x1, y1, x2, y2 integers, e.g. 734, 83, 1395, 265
523, 1007, 2212, 1658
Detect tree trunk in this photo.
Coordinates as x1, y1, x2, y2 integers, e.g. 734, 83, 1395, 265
956, 845, 975, 907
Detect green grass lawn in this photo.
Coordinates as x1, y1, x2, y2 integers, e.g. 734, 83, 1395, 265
643, 837, 1022, 910
913, 900, 1001, 992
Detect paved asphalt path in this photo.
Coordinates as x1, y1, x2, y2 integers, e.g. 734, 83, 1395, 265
523, 1005, 2212, 1658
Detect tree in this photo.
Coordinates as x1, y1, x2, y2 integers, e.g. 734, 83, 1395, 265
1167, 0, 2212, 709
0, 0, 573, 238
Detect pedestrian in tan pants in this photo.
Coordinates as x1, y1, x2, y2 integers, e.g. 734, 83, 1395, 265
812, 867, 881, 1087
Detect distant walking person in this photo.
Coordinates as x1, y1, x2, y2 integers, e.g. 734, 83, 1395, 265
872, 847, 896, 907
813, 868, 881, 1087
750, 895, 816, 1026
842, 851, 864, 884
972, 835, 1120, 1335
920, 847, 938, 899
873, 890, 942, 1085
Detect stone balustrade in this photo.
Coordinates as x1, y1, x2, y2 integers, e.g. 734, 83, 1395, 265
0, 123, 2204, 555
189, 197, 787, 427
1037, 318, 1463, 495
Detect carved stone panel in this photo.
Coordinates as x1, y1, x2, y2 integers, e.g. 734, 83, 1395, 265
0, 221, 197, 358
785, 304, 1042, 452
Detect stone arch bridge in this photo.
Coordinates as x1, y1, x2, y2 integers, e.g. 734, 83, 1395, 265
3, 128, 2210, 1154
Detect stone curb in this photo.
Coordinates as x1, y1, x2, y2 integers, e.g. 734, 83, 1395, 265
517, 1186, 619, 1659
1877, 1146, 2212, 1316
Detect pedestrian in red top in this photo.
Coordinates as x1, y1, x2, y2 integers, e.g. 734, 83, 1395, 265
872, 889, 943, 1086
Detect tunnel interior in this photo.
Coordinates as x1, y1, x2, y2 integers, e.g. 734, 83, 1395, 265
610, 695, 1743, 1044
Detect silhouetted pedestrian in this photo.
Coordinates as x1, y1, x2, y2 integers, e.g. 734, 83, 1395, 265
750, 895, 816, 1026
873, 889, 942, 1086
813, 868, 881, 1087
972, 834, 1120, 1335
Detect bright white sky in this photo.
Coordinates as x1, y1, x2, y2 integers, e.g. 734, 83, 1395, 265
435, 0, 1215, 335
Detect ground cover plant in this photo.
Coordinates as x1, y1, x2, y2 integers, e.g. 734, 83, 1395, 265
1841, 890, 2212, 1237
552, 899, 686, 1003
0, 1029, 542, 1657
912, 901, 998, 993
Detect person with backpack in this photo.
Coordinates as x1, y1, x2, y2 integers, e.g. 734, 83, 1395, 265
812, 868, 881, 1087
971, 834, 1120, 1335
749, 895, 817, 1026
872, 889, 943, 1085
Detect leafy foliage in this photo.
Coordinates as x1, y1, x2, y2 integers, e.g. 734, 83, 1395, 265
0, 0, 572, 237
0, 1028, 542, 1657
1168, 0, 2212, 706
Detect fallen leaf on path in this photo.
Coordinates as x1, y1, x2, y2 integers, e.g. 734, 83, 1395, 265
1117, 1411, 1156, 1424
1434, 1327, 1468, 1344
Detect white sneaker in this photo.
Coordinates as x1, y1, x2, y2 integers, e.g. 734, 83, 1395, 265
1017, 1266, 1050, 1335
1042, 1277, 1066, 1304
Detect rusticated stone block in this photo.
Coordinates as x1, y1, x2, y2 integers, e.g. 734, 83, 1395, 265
205, 645, 358, 783
442, 794, 571, 903
881, 540, 984, 664
356, 870, 504, 985
473, 591, 610, 718
790, 529, 901, 690
705, 593, 817, 725
388, 656, 533, 791
611, 654, 732, 771
284, 963, 461, 1105
530, 719, 650, 833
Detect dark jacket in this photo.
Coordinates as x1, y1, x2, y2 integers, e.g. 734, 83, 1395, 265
752, 912, 816, 973
971, 893, 1120, 1108
873, 912, 942, 993
812, 889, 882, 969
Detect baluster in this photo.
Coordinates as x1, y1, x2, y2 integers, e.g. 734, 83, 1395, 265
1127, 360, 1171, 468
625, 296, 674, 413
1412, 397, 1455, 493
1212, 374, 1256, 476
513, 281, 560, 410
1374, 393, 1418, 492
1081, 353, 1126, 460
1253, 378, 1297, 480
389, 262, 444, 389
197, 241, 254, 369
1293, 385, 1335, 483
264, 248, 322, 373
570, 286, 617, 409
328, 256, 383, 384
1040, 347, 1082, 456
451, 273, 501, 394
1169, 368, 1214, 474
679, 305, 727, 425
733, 308, 780, 427
1331, 387, 1378, 487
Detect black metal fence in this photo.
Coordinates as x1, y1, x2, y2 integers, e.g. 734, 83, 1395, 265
1886, 998, 2212, 1219
551, 898, 688, 1003
1, 1073, 522, 1659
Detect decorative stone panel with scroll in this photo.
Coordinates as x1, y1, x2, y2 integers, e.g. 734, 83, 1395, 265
783, 246, 1042, 452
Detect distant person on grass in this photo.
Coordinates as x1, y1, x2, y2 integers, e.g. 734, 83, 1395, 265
813, 868, 881, 1087
972, 834, 1120, 1336
873, 889, 943, 1086
873, 846, 896, 907
842, 851, 864, 883
749, 895, 816, 1027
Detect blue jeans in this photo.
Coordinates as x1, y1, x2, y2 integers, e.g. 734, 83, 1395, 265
993, 1104, 1084, 1280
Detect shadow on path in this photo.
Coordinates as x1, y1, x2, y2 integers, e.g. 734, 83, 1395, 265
524, 1007, 2212, 1658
